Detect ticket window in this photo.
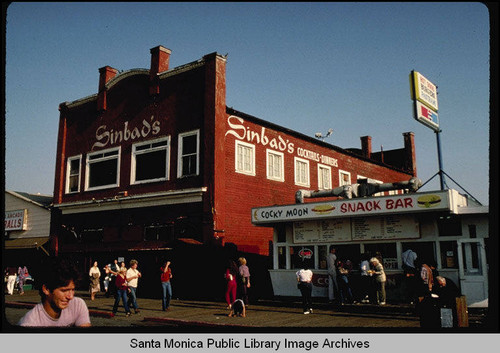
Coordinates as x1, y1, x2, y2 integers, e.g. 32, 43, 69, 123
317, 244, 361, 270
401, 241, 436, 268
364, 243, 397, 268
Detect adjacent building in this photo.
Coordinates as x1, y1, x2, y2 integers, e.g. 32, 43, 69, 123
4, 191, 53, 270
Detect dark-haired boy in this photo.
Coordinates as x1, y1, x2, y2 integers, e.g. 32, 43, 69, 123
18, 258, 91, 327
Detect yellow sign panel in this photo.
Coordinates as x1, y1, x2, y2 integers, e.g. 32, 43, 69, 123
410, 71, 438, 111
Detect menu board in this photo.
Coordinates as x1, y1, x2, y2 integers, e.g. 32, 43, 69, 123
351, 215, 420, 241
293, 218, 351, 243
294, 215, 419, 243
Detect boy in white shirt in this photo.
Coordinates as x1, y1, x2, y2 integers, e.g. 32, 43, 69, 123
18, 257, 91, 327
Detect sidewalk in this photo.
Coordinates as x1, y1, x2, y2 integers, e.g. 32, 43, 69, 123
3, 290, 486, 330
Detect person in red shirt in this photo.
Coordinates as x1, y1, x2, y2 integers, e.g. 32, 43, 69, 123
112, 268, 131, 317
160, 261, 173, 311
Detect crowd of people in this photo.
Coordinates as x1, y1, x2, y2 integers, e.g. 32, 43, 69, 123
4, 265, 30, 296
7, 247, 463, 327
296, 246, 462, 316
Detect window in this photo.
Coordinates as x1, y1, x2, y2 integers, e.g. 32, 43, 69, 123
318, 164, 332, 190
339, 170, 351, 186
144, 224, 174, 241
291, 246, 315, 270
266, 149, 284, 181
440, 241, 458, 269
178, 130, 200, 178
132, 137, 170, 184
294, 157, 310, 187
85, 147, 120, 190
437, 215, 462, 236
80, 228, 103, 243
66, 155, 82, 193
235, 140, 255, 175
278, 246, 287, 269
363, 242, 398, 269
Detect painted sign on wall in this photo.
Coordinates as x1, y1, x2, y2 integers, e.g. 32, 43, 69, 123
5, 209, 27, 231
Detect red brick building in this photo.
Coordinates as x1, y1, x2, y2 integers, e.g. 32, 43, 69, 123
50, 45, 416, 297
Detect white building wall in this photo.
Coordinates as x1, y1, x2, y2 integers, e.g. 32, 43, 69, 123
4, 192, 51, 239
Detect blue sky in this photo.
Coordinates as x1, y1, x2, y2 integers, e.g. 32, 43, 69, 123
5, 2, 490, 204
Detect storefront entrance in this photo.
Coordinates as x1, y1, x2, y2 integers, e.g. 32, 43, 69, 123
457, 238, 488, 306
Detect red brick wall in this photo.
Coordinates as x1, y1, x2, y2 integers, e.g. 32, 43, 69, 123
55, 67, 207, 204
219, 112, 414, 255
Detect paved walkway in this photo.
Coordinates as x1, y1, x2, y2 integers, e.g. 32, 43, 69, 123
3, 290, 485, 331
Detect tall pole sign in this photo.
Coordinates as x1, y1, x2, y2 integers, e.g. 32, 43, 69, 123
410, 71, 439, 131
409, 71, 445, 190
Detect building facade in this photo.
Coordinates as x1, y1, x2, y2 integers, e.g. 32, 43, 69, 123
50, 45, 418, 297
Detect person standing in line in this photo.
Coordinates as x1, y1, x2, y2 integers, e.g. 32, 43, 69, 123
88, 261, 101, 301
5, 266, 17, 295
112, 268, 131, 317
368, 257, 386, 305
126, 259, 141, 314
238, 257, 251, 305
420, 259, 435, 297
402, 248, 419, 304
103, 264, 112, 298
296, 266, 314, 314
18, 257, 91, 327
358, 254, 372, 303
326, 246, 338, 303
17, 265, 29, 295
160, 260, 173, 311
337, 259, 353, 305
225, 260, 238, 309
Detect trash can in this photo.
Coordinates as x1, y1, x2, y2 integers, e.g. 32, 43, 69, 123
417, 296, 441, 328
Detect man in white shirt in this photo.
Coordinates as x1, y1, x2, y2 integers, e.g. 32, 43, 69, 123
126, 259, 142, 314
296, 267, 314, 314
326, 246, 338, 303
18, 257, 91, 327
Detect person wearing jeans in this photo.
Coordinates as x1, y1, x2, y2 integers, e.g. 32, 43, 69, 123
112, 268, 131, 317
160, 261, 173, 311
126, 259, 141, 314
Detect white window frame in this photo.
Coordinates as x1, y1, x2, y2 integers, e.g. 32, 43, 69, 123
294, 157, 310, 187
85, 147, 120, 191
235, 140, 256, 176
339, 170, 351, 186
317, 164, 332, 190
266, 149, 284, 182
131, 136, 170, 185
177, 130, 200, 178
65, 155, 82, 194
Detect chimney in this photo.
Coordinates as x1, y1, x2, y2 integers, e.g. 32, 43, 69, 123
97, 66, 118, 111
403, 132, 417, 176
149, 45, 172, 95
360, 136, 372, 159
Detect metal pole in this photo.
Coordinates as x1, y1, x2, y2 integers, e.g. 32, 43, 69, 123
435, 129, 446, 190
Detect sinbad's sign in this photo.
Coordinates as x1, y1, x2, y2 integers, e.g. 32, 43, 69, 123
225, 115, 338, 167
92, 115, 161, 150
252, 191, 453, 224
